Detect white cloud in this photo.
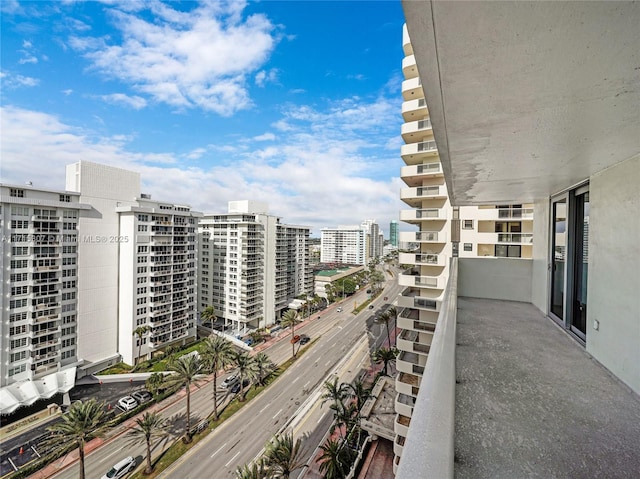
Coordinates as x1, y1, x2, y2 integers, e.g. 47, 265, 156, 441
0, 94, 405, 235
100, 93, 148, 110
1, 72, 40, 87
255, 68, 278, 87
62, 89, 73, 95
70, 1, 280, 115
253, 132, 276, 142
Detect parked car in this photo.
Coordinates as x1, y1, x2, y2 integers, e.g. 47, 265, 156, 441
101, 456, 136, 479
244, 338, 253, 346
300, 335, 311, 345
231, 379, 250, 394
117, 396, 138, 412
291, 335, 301, 344
221, 373, 239, 389
336, 307, 342, 313
131, 390, 152, 404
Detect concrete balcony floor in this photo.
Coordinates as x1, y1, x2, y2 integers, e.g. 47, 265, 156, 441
456, 297, 640, 479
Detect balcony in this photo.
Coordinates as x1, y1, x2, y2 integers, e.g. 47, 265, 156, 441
400, 208, 446, 225
399, 252, 446, 268
398, 272, 443, 289
400, 230, 447, 244
401, 162, 443, 185
400, 185, 447, 207
402, 54, 418, 79
401, 117, 433, 143
401, 98, 428, 121
401, 77, 423, 101
400, 140, 439, 164
395, 257, 640, 479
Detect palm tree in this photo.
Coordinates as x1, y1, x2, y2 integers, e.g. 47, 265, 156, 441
385, 306, 399, 347
232, 351, 259, 401
263, 432, 307, 478
280, 310, 301, 359
321, 377, 349, 409
145, 372, 165, 396
235, 459, 270, 479
371, 347, 398, 376
45, 398, 107, 479
254, 352, 274, 386
377, 311, 392, 348
348, 379, 373, 414
127, 411, 168, 474
201, 335, 234, 420
317, 437, 352, 479
132, 325, 151, 370
163, 353, 205, 443
201, 305, 217, 327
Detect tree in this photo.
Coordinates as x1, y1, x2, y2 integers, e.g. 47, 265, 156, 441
280, 310, 301, 359
372, 347, 398, 376
132, 325, 151, 369
45, 398, 107, 479
385, 306, 399, 347
348, 379, 373, 414
232, 351, 259, 401
145, 372, 165, 396
377, 311, 392, 348
127, 411, 168, 474
317, 437, 353, 479
201, 305, 216, 327
254, 352, 274, 386
163, 353, 205, 443
263, 432, 307, 478
235, 459, 270, 479
321, 377, 349, 410
201, 335, 234, 420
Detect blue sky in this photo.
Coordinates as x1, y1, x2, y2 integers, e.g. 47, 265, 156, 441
1, 0, 408, 236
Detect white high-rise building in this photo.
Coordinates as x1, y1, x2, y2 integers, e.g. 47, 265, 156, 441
66, 161, 200, 370
321, 220, 383, 265
198, 201, 312, 333
0, 184, 88, 414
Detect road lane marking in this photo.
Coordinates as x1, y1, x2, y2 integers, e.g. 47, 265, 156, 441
224, 451, 241, 467
292, 376, 300, 384
317, 412, 326, 424
211, 442, 228, 458
325, 360, 331, 366
260, 404, 270, 413
273, 408, 282, 419
303, 381, 310, 389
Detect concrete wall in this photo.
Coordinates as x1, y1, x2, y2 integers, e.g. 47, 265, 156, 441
531, 200, 550, 315
458, 257, 532, 303
587, 155, 640, 393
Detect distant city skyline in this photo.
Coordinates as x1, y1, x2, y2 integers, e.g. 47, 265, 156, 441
0, 0, 408, 236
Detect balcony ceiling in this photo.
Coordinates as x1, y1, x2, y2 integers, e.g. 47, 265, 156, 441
403, 1, 640, 205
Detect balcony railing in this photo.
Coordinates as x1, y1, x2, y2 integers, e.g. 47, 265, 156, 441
396, 257, 458, 479
497, 233, 534, 244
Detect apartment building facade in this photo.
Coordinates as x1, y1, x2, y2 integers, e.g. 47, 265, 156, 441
66, 161, 200, 371
394, 23, 454, 469
321, 220, 383, 265
0, 184, 89, 413
198, 201, 312, 333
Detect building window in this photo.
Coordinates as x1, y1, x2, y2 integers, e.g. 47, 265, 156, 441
463, 243, 473, 252
495, 245, 521, 258
462, 220, 474, 229
60, 194, 71, 202
10, 188, 25, 198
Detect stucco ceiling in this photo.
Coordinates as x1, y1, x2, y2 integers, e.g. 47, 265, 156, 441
403, 1, 640, 205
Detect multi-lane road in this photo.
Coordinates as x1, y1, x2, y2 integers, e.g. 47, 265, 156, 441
47, 270, 401, 479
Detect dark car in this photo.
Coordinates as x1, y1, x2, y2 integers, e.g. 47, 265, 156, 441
369, 304, 375, 309
231, 379, 250, 394
300, 335, 311, 345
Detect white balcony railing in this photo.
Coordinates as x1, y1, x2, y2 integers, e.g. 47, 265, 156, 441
395, 257, 458, 479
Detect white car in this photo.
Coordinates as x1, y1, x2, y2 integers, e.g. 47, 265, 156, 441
221, 373, 239, 389
336, 307, 342, 313
117, 396, 138, 411
101, 456, 136, 479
